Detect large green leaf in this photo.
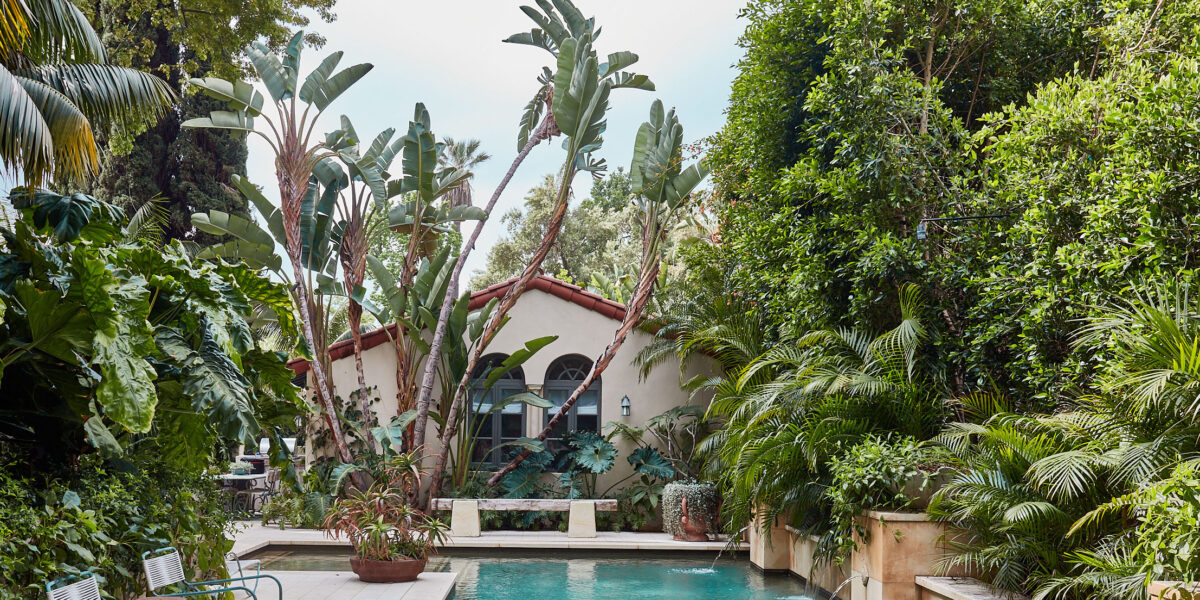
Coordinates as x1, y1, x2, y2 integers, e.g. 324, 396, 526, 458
489, 391, 554, 414
628, 447, 674, 479
12, 280, 91, 364
156, 327, 259, 446
571, 438, 617, 474
230, 175, 286, 245
246, 41, 292, 103
299, 51, 343, 104
188, 77, 264, 116
310, 63, 373, 112
196, 240, 281, 272
93, 320, 158, 433
9, 188, 122, 243
400, 104, 439, 201
180, 111, 254, 132
192, 211, 275, 248
482, 335, 558, 390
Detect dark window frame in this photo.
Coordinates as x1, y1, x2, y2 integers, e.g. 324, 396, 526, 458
468, 354, 527, 468
543, 355, 601, 455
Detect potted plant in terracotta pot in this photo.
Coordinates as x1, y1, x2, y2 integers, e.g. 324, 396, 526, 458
323, 453, 448, 583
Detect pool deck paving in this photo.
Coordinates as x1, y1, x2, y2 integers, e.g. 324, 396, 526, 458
237, 570, 457, 600
231, 521, 746, 557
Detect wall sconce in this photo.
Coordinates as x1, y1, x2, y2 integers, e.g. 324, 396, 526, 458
620, 395, 631, 417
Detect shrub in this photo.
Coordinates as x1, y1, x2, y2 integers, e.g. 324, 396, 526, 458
0, 456, 233, 600
821, 435, 942, 565
661, 481, 718, 538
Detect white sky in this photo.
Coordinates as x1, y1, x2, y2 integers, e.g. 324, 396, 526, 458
243, 0, 748, 283
0, 1, 749, 285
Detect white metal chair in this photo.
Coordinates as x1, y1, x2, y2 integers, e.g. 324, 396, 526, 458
46, 572, 101, 600
142, 547, 281, 600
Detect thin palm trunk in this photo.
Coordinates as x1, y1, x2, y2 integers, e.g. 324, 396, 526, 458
425, 147, 572, 505
410, 110, 557, 489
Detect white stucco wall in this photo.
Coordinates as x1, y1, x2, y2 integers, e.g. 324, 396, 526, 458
317, 286, 714, 494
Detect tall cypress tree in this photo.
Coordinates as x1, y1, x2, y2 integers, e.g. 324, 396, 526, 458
82, 0, 334, 242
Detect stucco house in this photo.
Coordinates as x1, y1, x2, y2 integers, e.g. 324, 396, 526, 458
290, 274, 711, 491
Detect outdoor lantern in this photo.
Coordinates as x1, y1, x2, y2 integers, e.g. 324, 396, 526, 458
620, 395, 631, 416
916, 222, 927, 240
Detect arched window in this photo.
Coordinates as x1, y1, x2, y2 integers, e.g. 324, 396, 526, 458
543, 355, 600, 455
469, 354, 526, 468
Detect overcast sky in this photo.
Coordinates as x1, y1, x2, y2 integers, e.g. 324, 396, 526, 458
243, 0, 748, 283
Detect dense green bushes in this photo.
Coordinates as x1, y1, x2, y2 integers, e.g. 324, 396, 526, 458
0, 456, 232, 600
665, 0, 1200, 596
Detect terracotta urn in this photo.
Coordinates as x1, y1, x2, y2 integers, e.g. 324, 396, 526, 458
349, 557, 427, 583
677, 496, 710, 542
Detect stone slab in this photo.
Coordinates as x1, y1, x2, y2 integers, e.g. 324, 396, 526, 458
450, 500, 481, 537
567, 500, 597, 538
916, 576, 1028, 600
240, 570, 456, 600
233, 521, 744, 555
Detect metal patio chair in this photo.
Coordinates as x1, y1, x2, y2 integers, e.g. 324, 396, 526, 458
142, 547, 281, 600
46, 572, 101, 600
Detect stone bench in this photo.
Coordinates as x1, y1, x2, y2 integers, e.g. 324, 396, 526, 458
431, 498, 618, 538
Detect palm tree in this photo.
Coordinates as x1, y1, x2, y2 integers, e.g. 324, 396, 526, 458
1, 0, 175, 185
929, 284, 1200, 599
438, 137, 491, 225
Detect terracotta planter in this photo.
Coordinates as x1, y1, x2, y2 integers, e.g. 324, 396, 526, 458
349, 557, 427, 583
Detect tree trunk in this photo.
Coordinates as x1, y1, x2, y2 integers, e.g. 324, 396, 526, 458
410, 110, 557, 491
276, 151, 366, 489
347, 301, 378, 454
424, 132, 572, 506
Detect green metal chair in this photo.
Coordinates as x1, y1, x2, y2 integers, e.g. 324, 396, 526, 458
142, 547, 281, 600
46, 572, 101, 600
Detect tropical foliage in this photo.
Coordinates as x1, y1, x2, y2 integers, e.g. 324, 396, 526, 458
0, 455, 233, 600
930, 285, 1200, 599
0, 0, 174, 185
0, 188, 301, 471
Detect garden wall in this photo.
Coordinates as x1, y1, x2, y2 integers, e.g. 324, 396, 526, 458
748, 510, 1020, 600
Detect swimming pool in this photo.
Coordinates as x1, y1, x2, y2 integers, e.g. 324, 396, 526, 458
249, 547, 817, 600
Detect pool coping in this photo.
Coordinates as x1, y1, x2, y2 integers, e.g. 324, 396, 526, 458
232, 522, 748, 558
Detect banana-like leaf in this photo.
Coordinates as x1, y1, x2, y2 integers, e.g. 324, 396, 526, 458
400, 105, 439, 201
552, 36, 611, 152
181, 111, 254, 132
188, 77, 264, 116
246, 41, 292, 103
490, 392, 554, 414
299, 51, 343, 104
231, 174, 285, 245
310, 63, 373, 112
192, 211, 275, 248
482, 335, 558, 390
598, 51, 638, 78
609, 72, 654, 91
197, 240, 282, 272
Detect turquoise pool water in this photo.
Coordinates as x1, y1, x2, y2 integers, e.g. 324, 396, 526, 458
251, 547, 817, 600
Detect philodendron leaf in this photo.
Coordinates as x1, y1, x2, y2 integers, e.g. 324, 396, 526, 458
83, 416, 122, 457
572, 439, 617, 474
628, 447, 674, 479
93, 324, 159, 433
